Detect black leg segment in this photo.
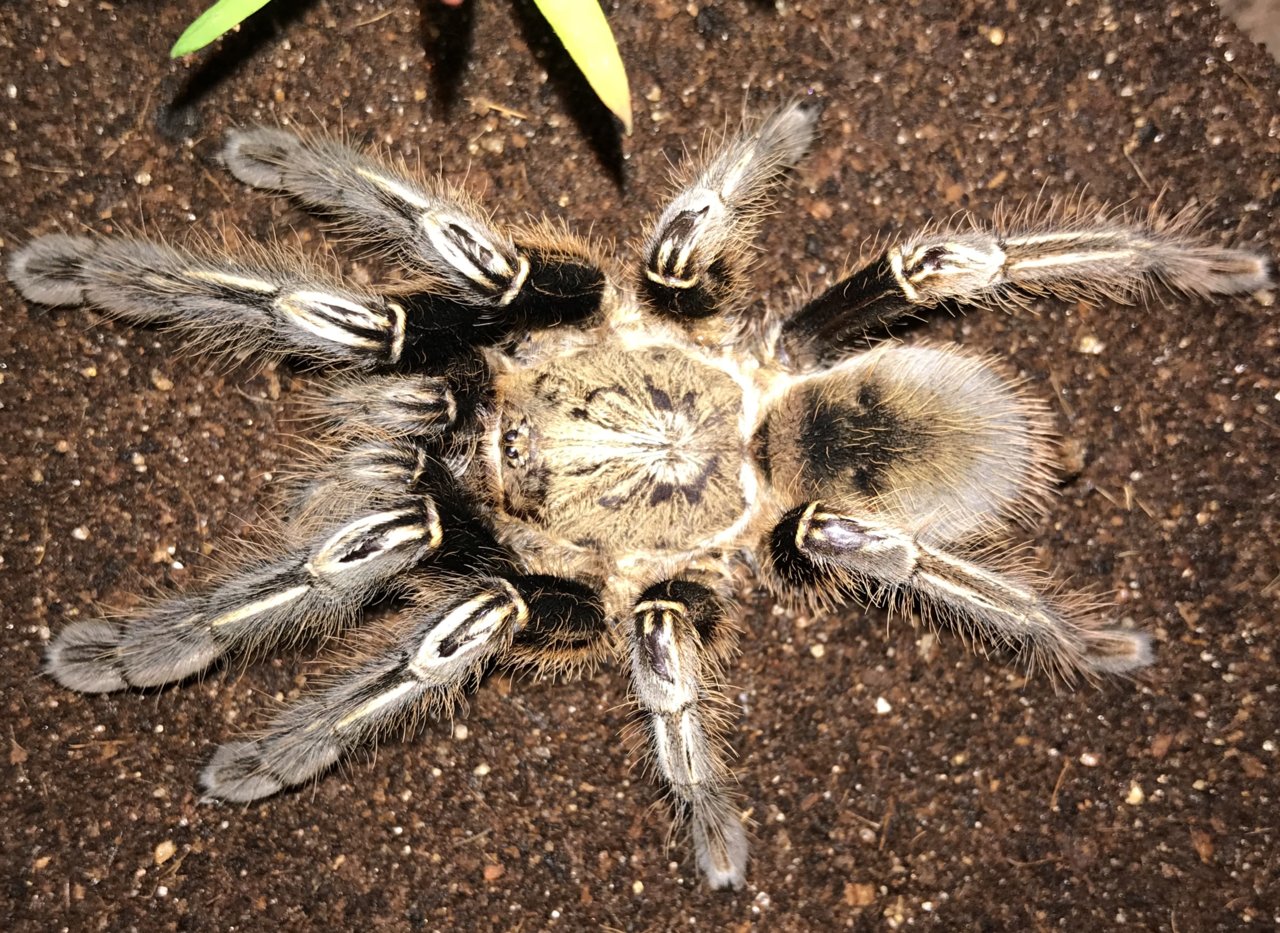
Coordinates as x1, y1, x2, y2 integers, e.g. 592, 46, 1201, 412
778, 251, 918, 366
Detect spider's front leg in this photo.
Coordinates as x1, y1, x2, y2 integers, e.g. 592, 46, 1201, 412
628, 579, 747, 889
640, 97, 822, 322
8, 235, 414, 368
780, 206, 1273, 366
766, 503, 1150, 680
201, 574, 607, 801
222, 128, 609, 339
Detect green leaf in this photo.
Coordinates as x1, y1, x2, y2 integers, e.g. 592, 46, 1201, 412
171, 0, 276, 58
532, 0, 632, 134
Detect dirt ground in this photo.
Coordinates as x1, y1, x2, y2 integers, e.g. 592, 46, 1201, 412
2, 1, 1277, 930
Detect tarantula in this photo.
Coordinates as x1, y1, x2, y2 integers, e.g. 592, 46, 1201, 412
10, 98, 1271, 889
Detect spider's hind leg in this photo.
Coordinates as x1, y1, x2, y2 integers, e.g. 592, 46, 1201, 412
628, 578, 747, 889
765, 503, 1151, 681
640, 97, 822, 324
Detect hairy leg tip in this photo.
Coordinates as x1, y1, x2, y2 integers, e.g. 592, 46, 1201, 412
222, 128, 300, 190
199, 741, 284, 803
7, 234, 95, 307
1084, 629, 1153, 675
45, 620, 128, 693
694, 811, 749, 890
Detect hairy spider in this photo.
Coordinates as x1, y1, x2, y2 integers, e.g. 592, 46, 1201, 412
9, 98, 1271, 889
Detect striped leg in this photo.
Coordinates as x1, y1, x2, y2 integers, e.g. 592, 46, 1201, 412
46, 489, 444, 692
629, 579, 746, 889
780, 206, 1272, 367
8, 235, 411, 369
222, 128, 608, 333
200, 574, 605, 801
640, 97, 822, 322
766, 503, 1152, 681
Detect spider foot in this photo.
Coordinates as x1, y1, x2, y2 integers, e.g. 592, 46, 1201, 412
199, 739, 305, 803
691, 796, 750, 890
45, 620, 133, 694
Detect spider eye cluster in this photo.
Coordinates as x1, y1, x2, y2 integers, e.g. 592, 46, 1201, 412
500, 418, 530, 467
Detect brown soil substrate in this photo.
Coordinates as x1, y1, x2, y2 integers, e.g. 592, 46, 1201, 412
2, 1, 1277, 929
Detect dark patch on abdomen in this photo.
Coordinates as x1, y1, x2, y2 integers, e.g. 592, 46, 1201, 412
645, 378, 674, 412
796, 381, 929, 496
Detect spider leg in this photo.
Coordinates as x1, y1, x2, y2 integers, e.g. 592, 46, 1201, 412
200, 573, 605, 801
640, 97, 822, 322
504, 575, 614, 677
43, 426, 506, 694
284, 438, 447, 520
315, 372, 460, 439
780, 208, 1273, 366
766, 503, 1151, 681
45, 485, 445, 693
7, 235, 412, 369
222, 129, 608, 336
628, 579, 747, 889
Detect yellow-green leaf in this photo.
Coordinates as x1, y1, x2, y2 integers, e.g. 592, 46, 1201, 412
171, 0, 275, 59
532, 0, 632, 134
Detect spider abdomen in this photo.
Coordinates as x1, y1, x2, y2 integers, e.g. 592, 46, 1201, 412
758, 345, 1055, 543
494, 342, 751, 553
